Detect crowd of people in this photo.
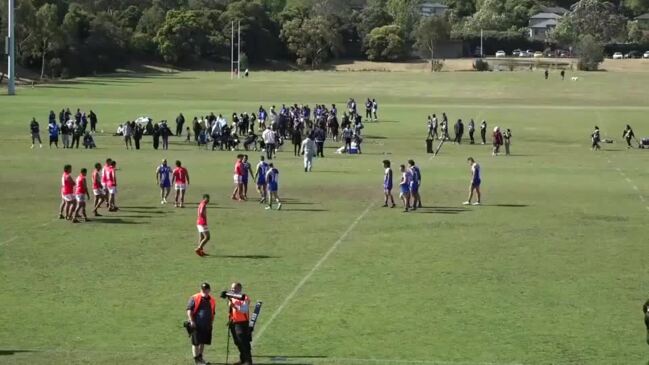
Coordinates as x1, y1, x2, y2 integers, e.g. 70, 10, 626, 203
30, 108, 99, 149
426, 113, 512, 156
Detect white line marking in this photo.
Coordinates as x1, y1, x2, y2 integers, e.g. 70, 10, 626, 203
625, 178, 632, 183
632, 185, 639, 191
640, 195, 646, 202
0, 236, 18, 246
253, 202, 375, 343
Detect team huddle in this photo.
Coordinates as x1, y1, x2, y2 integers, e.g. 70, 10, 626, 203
59, 159, 119, 223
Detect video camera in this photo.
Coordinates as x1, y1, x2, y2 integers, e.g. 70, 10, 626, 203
220, 291, 246, 300
182, 321, 194, 336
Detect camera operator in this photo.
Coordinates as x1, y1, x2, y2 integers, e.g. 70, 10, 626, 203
186, 282, 216, 365
222, 282, 253, 365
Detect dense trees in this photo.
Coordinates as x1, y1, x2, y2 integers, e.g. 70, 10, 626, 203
1, 0, 648, 77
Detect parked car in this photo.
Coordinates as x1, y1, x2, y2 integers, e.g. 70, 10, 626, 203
612, 52, 623, 59
495, 50, 506, 57
625, 50, 641, 59
512, 49, 521, 57
644, 51, 649, 59
533, 51, 543, 58
518, 50, 529, 57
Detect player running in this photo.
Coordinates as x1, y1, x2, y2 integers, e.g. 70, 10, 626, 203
408, 160, 422, 209
195, 194, 211, 257
382, 160, 395, 208
72, 168, 91, 223
59, 164, 76, 220
156, 159, 172, 205
265, 163, 282, 210
463, 157, 481, 206
242, 155, 254, 200
231, 155, 245, 201
255, 156, 269, 203
399, 164, 411, 212
91, 163, 106, 217
172, 160, 190, 208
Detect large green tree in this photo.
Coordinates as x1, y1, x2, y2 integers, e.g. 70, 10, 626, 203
358, 0, 394, 41
23, 3, 61, 79
154, 10, 207, 64
414, 15, 451, 69
364, 24, 405, 61
386, 0, 421, 40
280, 15, 342, 68
552, 0, 627, 45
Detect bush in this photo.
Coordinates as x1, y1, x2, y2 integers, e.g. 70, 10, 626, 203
577, 35, 604, 71
473, 58, 490, 71
431, 59, 444, 72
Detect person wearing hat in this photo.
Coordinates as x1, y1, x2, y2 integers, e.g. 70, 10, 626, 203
186, 282, 216, 365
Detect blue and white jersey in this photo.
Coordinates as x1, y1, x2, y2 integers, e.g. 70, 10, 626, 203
410, 166, 421, 186
384, 168, 393, 189
259, 110, 267, 121
471, 163, 481, 182
266, 168, 279, 185
158, 165, 172, 185
400, 171, 412, 187
256, 161, 269, 180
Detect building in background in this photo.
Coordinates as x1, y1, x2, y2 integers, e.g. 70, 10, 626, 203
420, 2, 448, 17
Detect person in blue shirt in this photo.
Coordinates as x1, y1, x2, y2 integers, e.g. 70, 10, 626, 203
463, 157, 481, 206
408, 160, 422, 209
48, 120, 59, 148
265, 163, 282, 210
156, 159, 172, 205
255, 156, 269, 203
382, 160, 395, 208
399, 164, 412, 212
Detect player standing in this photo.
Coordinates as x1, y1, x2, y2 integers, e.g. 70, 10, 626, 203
463, 157, 481, 206
101, 158, 112, 208
408, 160, 422, 209
255, 156, 269, 203
106, 160, 119, 211
172, 160, 190, 208
382, 160, 395, 208
231, 155, 245, 201
195, 194, 211, 257
91, 163, 106, 217
242, 155, 254, 200
265, 163, 282, 210
73, 168, 91, 223
156, 159, 172, 205
399, 164, 411, 212
59, 164, 76, 220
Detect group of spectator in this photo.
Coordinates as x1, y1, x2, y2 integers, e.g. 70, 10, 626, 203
115, 118, 173, 150
30, 108, 98, 149
426, 113, 512, 155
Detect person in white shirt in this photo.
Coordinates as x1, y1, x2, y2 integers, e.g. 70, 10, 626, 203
300, 134, 316, 172
262, 126, 276, 160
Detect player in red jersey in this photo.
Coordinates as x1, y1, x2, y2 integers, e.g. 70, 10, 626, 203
59, 164, 76, 220
195, 194, 211, 257
91, 163, 106, 216
72, 168, 91, 223
101, 158, 112, 208
231, 154, 245, 201
172, 160, 190, 208
106, 160, 119, 211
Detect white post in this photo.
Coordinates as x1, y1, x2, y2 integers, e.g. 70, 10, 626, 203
8, 0, 16, 95
480, 29, 484, 58
230, 21, 234, 80
237, 20, 241, 79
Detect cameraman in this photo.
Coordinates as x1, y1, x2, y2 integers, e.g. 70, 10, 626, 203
186, 283, 216, 365
223, 282, 253, 365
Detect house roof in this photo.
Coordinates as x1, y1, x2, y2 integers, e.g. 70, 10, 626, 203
540, 6, 569, 15
636, 13, 649, 20
530, 12, 562, 20
529, 19, 558, 29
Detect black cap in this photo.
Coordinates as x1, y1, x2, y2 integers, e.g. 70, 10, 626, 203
201, 282, 211, 290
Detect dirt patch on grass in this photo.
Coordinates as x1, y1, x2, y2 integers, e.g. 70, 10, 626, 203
601, 59, 649, 72
333, 59, 475, 72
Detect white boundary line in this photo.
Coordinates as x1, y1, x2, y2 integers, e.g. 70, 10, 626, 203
607, 158, 647, 212
0, 236, 18, 246
253, 201, 375, 343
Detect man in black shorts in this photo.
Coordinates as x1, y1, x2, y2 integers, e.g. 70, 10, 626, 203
186, 283, 216, 365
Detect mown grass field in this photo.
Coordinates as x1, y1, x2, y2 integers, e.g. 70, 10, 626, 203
0, 69, 648, 365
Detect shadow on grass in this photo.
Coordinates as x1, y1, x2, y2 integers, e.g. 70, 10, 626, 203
0, 350, 36, 356
414, 207, 469, 214
208, 255, 278, 259
363, 135, 387, 139
93, 218, 147, 225
489, 204, 529, 208
282, 208, 328, 212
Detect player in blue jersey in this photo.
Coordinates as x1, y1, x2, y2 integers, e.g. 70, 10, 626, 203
408, 160, 422, 209
242, 155, 254, 200
463, 157, 481, 206
265, 163, 282, 210
399, 164, 412, 212
382, 160, 396, 208
255, 156, 269, 203
155, 159, 172, 205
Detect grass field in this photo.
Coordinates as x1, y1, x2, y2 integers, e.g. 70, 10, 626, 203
1, 70, 648, 365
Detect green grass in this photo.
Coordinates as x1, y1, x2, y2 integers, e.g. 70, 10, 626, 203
0, 70, 648, 365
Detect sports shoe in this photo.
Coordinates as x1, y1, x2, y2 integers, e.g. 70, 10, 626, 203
277, 203, 282, 210
462, 201, 470, 205
194, 248, 204, 257
161, 200, 165, 205
265, 206, 272, 210
59, 214, 65, 219
382, 204, 388, 207
30, 145, 34, 149
472, 202, 481, 206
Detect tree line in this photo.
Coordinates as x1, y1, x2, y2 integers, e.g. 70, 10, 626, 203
1, 0, 648, 77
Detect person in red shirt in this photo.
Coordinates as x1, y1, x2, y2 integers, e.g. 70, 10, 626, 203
101, 158, 112, 208
195, 194, 210, 257
172, 160, 190, 208
231, 155, 245, 201
72, 168, 91, 223
106, 160, 119, 211
59, 164, 76, 220
91, 163, 106, 217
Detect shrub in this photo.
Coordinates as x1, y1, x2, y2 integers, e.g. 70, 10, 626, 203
473, 58, 490, 71
577, 35, 604, 71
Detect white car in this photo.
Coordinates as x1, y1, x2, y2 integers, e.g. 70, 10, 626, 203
518, 51, 529, 58
533, 51, 543, 58
495, 50, 506, 57
644, 51, 649, 59
612, 52, 623, 60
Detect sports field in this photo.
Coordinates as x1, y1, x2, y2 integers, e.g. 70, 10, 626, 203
1, 70, 648, 365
